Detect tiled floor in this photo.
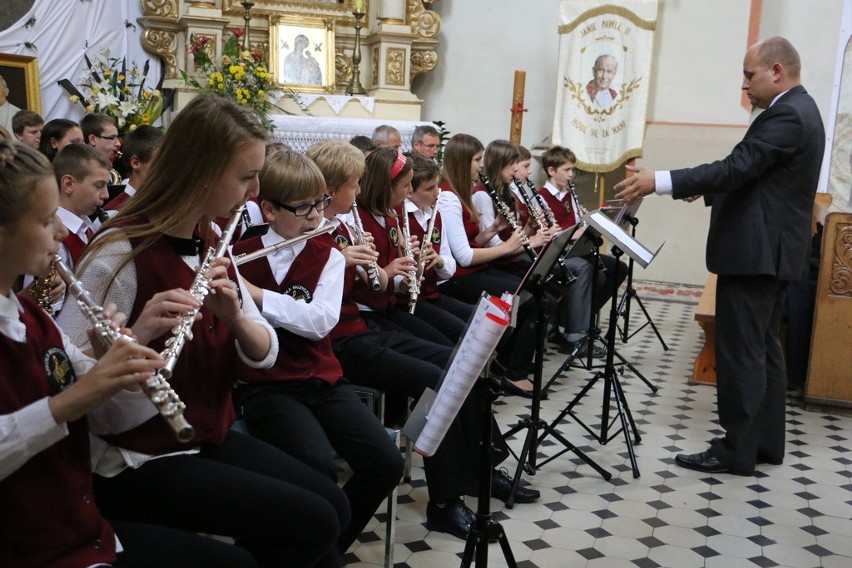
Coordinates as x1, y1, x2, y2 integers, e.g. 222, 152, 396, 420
344, 291, 852, 568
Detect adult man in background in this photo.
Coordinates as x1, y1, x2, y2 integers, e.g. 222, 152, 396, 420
614, 36, 825, 476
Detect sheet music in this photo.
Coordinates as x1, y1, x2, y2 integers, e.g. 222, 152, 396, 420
585, 210, 663, 268
413, 295, 512, 457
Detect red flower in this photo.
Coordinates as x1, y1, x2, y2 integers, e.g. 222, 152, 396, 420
230, 27, 245, 39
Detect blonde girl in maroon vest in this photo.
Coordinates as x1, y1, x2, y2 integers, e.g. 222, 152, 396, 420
0, 141, 261, 566
56, 96, 349, 568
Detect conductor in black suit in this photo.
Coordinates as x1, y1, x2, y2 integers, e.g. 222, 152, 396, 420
613, 36, 825, 475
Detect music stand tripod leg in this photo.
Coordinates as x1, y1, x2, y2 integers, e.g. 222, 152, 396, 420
460, 375, 518, 568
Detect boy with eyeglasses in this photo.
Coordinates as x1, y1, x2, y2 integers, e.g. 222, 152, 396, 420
232, 149, 404, 555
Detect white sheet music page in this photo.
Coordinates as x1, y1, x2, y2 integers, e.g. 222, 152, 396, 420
413, 295, 512, 457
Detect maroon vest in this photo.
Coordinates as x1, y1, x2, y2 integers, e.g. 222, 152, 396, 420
0, 296, 117, 567
350, 211, 399, 311
233, 237, 342, 385
101, 233, 239, 454
328, 226, 370, 341
538, 187, 574, 229
400, 208, 443, 301
62, 233, 87, 264
103, 190, 131, 212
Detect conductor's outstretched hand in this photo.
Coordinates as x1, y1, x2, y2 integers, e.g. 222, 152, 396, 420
614, 165, 656, 205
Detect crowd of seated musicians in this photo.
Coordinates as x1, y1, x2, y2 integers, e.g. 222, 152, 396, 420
2, 102, 627, 567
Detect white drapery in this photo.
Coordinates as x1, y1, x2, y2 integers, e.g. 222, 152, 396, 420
0, 0, 161, 123
551, 0, 657, 173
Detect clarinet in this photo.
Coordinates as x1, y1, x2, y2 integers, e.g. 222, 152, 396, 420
94, 206, 110, 224
349, 202, 382, 291
399, 206, 420, 313
568, 181, 588, 226
478, 171, 537, 261
158, 205, 244, 381
527, 179, 558, 228
513, 178, 549, 231
52, 255, 194, 442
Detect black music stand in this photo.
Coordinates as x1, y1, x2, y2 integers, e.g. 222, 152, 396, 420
460, 372, 518, 568
616, 213, 668, 350
545, 211, 663, 478
542, 223, 658, 397
501, 227, 612, 509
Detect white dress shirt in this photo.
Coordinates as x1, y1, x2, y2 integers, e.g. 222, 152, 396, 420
256, 227, 344, 341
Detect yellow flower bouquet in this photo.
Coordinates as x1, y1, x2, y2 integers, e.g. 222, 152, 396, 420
182, 29, 283, 130
60, 51, 164, 133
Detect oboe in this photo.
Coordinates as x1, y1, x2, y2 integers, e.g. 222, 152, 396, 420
349, 202, 382, 291
52, 255, 194, 442
399, 207, 420, 313
478, 171, 537, 261
234, 220, 339, 266
158, 205, 244, 381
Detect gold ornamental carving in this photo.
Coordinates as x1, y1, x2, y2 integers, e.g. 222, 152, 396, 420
411, 49, 436, 79
142, 29, 179, 79
386, 48, 406, 86
141, 0, 179, 18
408, 0, 439, 39
372, 46, 379, 87
829, 223, 852, 297
335, 48, 352, 89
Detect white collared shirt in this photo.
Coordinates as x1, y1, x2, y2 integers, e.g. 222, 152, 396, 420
255, 227, 344, 341
405, 198, 455, 281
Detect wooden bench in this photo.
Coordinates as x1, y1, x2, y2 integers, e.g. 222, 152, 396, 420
691, 274, 717, 385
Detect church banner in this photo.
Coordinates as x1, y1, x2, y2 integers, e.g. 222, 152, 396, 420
552, 0, 658, 173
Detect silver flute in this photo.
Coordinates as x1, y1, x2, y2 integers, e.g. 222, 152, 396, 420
53, 255, 194, 442
158, 205, 245, 381
349, 202, 382, 291
234, 220, 339, 266
399, 207, 420, 313
411, 192, 440, 315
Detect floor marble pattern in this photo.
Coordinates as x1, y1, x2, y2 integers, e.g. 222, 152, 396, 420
344, 294, 852, 568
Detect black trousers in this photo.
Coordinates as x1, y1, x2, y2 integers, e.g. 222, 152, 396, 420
113, 521, 258, 567
94, 431, 350, 568
437, 268, 539, 379
710, 274, 787, 473
236, 380, 404, 554
403, 294, 475, 344
332, 328, 508, 502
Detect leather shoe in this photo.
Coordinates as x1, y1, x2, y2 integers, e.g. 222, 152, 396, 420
501, 377, 534, 399
558, 339, 606, 359
675, 451, 730, 474
426, 498, 474, 540
491, 468, 540, 504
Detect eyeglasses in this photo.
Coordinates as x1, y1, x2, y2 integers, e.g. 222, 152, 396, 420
270, 195, 332, 217
95, 134, 119, 141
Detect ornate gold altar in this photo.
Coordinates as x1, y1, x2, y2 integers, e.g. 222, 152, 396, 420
137, 0, 440, 120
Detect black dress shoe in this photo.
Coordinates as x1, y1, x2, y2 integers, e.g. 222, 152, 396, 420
675, 451, 731, 474
426, 498, 474, 540
501, 378, 534, 399
491, 468, 540, 504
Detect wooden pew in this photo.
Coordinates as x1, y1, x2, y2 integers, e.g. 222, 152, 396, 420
691, 274, 717, 385
804, 195, 852, 408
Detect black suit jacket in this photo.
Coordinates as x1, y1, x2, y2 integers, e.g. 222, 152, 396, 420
670, 85, 825, 280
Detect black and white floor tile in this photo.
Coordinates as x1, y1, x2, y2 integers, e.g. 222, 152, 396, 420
345, 294, 852, 568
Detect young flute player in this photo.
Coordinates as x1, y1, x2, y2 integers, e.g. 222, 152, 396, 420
56, 95, 350, 567
233, 148, 404, 555
0, 140, 261, 566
